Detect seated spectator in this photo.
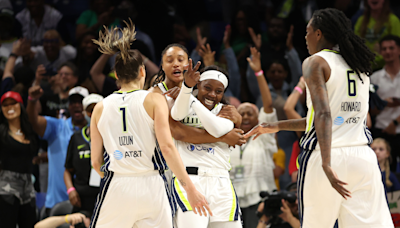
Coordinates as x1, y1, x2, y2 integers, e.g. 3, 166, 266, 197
15, 0, 67, 46
27, 85, 89, 213
1, 39, 35, 106
0, 91, 38, 228
354, 0, 400, 69
371, 138, 400, 193
34, 212, 90, 228
16, 30, 76, 74
64, 93, 103, 213
37, 61, 79, 118
75, 0, 120, 40
371, 35, 400, 170
0, 0, 22, 72
230, 47, 278, 228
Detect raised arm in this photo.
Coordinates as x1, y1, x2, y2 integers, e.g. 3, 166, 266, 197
90, 53, 110, 93
303, 56, 350, 199
147, 92, 212, 216
247, 47, 273, 113
90, 101, 105, 178
284, 77, 305, 120
27, 86, 47, 137
223, 25, 241, 99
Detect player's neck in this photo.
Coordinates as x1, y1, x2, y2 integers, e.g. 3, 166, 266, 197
164, 78, 182, 90
119, 80, 143, 92
384, 60, 400, 79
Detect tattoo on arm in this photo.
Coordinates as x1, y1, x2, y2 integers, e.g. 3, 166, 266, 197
179, 179, 187, 186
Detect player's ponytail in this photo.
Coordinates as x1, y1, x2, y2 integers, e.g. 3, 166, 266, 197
311, 9, 375, 80
93, 18, 143, 83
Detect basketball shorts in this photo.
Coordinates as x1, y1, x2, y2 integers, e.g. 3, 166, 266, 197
172, 166, 241, 227
298, 145, 394, 228
89, 170, 175, 228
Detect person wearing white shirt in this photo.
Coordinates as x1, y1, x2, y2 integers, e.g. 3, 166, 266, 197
371, 35, 400, 171
230, 47, 278, 228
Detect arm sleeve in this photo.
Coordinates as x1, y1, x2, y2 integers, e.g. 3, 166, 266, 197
191, 101, 234, 138
170, 83, 193, 121
223, 47, 241, 99
42, 116, 60, 142
64, 134, 75, 169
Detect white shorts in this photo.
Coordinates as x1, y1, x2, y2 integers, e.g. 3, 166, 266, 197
172, 167, 241, 227
89, 170, 175, 228
298, 146, 394, 228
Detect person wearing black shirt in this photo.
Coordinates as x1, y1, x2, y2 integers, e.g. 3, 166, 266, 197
64, 93, 103, 213
0, 91, 38, 228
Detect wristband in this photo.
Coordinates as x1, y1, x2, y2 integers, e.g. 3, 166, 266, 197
294, 86, 303, 94
9, 53, 18, 58
67, 187, 76, 194
394, 120, 399, 126
28, 96, 37, 102
65, 214, 69, 223
255, 70, 264, 77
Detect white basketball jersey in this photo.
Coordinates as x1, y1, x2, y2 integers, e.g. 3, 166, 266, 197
174, 103, 231, 170
300, 50, 373, 151
98, 90, 167, 174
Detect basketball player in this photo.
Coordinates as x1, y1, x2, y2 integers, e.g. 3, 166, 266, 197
89, 20, 212, 228
244, 8, 393, 228
171, 65, 242, 228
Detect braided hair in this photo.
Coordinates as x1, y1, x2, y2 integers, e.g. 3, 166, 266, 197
311, 8, 375, 80
153, 43, 189, 86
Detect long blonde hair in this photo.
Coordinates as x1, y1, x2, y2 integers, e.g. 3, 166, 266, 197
92, 18, 143, 84
373, 138, 392, 187
359, 0, 391, 38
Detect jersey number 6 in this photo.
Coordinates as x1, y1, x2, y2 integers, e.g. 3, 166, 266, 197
119, 107, 127, 132
347, 70, 357, 97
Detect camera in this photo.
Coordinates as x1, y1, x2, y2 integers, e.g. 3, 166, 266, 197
259, 190, 297, 217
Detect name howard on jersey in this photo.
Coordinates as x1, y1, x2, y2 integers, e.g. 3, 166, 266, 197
341, 102, 361, 112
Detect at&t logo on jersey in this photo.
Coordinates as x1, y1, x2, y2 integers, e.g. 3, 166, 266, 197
187, 144, 214, 155
114, 150, 123, 160
334, 116, 344, 125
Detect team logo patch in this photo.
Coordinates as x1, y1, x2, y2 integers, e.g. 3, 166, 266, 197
114, 150, 123, 160
187, 144, 195, 151
334, 116, 344, 125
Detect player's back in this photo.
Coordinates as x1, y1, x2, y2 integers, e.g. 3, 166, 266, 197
98, 90, 167, 174
301, 50, 373, 151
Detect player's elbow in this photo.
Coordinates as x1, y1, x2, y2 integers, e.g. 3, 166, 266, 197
315, 111, 331, 121
159, 144, 176, 158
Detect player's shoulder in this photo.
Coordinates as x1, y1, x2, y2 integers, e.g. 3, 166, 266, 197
302, 54, 329, 70
148, 84, 162, 94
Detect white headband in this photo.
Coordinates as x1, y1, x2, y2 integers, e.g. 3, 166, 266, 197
199, 70, 228, 89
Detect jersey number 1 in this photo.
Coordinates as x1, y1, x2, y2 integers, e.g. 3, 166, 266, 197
347, 70, 357, 97
119, 107, 127, 132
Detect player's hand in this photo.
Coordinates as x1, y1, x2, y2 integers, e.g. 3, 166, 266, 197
183, 59, 201, 88
322, 165, 351, 199
244, 122, 279, 139
68, 190, 82, 208
186, 188, 213, 217
221, 128, 246, 147
66, 213, 86, 225
218, 105, 242, 126
28, 85, 44, 100
163, 86, 181, 100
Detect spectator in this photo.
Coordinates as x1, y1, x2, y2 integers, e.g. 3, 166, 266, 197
16, 30, 76, 74
89, 53, 118, 97
230, 47, 278, 228
27, 85, 89, 214
15, 0, 66, 46
75, 0, 120, 40
1, 39, 35, 106
73, 32, 109, 90
371, 35, 400, 170
0, 91, 38, 228
64, 93, 103, 214
273, 146, 286, 190
371, 137, 400, 193
0, 0, 22, 72
354, 0, 400, 69
34, 212, 90, 228
38, 61, 79, 118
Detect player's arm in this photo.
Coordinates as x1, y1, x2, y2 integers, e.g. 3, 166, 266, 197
90, 101, 105, 178
303, 56, 350, 199
244, 118, 306, 139
146, 92, 212, 216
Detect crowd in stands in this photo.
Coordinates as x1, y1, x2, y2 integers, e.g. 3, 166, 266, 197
1, 0, 400, 227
